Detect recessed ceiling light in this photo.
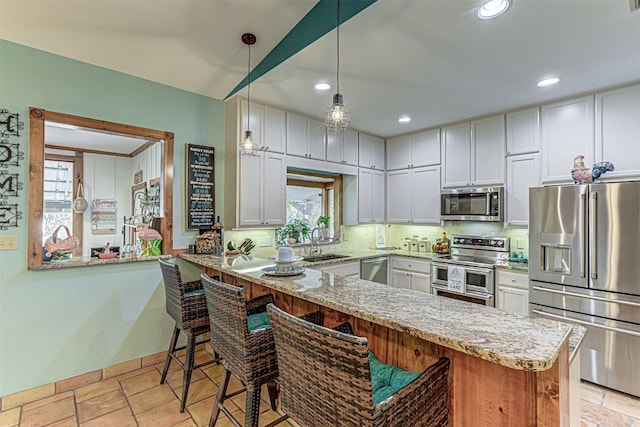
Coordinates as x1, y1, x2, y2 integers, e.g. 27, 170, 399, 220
537, 77, 560, 87
478, 0, 510, 19
398, 116, 412, 123
314, 82, 331, 91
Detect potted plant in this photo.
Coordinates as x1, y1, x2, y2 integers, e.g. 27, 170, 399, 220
316, 215, 330, 240
276, 219, 311, 245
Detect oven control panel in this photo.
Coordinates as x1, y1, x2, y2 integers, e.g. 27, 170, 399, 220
451, 236, 509, 252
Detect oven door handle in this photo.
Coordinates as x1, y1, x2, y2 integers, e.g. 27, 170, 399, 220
432, 283, 493, 300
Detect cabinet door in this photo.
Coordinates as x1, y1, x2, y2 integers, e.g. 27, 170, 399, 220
497, 286, 529, 314
286, 113, 308, 157
263, 106, 286, 153
506, 153, 540, 227
595, 84, 640, 181
506, 107, 540, 155
240, 98, 263, 148
442, 123, 471, 187
358, 133, 373, 168
472, 115, 505, 186
307, 118, 326, 160
262, 153, 285, 226
358, 169, 373, 222
411, 129, 441, 167
326, 130, 343, 163
541, 96, 594, 184
392, 270, 412, 289
411, 272, 431, 294
238, 154, 263, 226
412, 166, 441, 224
342, 128, 359, 166
386, 136, 412, 170
386, 169, 412, 223
372, 170, 386, 222
371, 135, 386, 170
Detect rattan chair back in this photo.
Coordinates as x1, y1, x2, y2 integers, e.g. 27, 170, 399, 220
267, 304, 450, 427
159, 258, 208, 330
201, 274, 279, 386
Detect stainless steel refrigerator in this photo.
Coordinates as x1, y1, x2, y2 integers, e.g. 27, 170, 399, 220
529, 183, 640, 397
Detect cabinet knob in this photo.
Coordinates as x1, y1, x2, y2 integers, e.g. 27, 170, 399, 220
511, 278, 516, 283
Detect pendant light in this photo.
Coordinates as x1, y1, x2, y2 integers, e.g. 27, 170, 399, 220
239, 32, 263, 156
326, 0, 350, 131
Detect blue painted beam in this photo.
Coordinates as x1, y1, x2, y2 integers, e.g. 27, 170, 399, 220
225, 0, 377, 100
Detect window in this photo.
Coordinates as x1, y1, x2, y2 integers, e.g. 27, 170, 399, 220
284, 172, 342, 242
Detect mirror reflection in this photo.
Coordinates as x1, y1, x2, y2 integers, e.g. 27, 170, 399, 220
28, 107, 174, 268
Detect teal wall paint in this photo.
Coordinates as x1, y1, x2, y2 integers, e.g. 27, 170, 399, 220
0, 40, 224, 396
226, 0, 377, 99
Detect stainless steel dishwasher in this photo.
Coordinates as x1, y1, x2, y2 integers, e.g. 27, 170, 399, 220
360, 256, 388, 284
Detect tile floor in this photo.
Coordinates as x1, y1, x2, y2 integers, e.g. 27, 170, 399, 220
1, 348, 638, 427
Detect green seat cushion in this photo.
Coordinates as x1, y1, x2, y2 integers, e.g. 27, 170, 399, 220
369, 350, 421, 404
247, 311, 271, 331
184, 289, 204, 296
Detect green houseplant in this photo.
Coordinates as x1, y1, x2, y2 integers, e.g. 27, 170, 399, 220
316, 215, 331, 240
276, 219, 311, 245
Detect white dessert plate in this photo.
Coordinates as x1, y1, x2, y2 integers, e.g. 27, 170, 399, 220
262, 266, 305, 276
267, 256, 303, 263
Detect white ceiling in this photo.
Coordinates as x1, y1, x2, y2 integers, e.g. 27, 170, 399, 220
2, 0, 639, 138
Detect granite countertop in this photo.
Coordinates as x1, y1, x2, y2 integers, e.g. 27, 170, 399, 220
30, 254, 171, 270
180, 253, 572, 372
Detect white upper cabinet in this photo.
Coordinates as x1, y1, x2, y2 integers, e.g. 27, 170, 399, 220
506, 107, 540, 156
595, 84, 640, 181
326, 128, 358, 165
505, 153, 540, 227
471, 115, 505, 186
541, 95, 595, 184
359, 133, 385, 170
387, 129, 440, 171
286, 113, 326, 160
238, 152, 285, 227
239, 98, 264, 149
442, 123, 471, 187
263, 106, 286, 153
358, 168, 385, 223
442, 115, 504, 188
387, 166, 440, 224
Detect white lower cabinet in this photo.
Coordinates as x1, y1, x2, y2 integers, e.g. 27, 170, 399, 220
390, 256, 431, 294
314, 260, 360, 279
496, 270, 529, 314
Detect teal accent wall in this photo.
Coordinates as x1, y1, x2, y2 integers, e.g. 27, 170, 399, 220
226, 0, 377, 99
0, 40, 224, 396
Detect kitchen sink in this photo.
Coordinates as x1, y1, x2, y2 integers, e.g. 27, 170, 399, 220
302, 254, 350, 262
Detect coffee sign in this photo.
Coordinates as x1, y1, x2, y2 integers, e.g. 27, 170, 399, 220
186, 144, 215, 229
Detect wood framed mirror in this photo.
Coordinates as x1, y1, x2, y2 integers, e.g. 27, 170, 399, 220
28, 107, 174, 268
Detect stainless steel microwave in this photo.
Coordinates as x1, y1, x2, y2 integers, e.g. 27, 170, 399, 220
440, 187, 503, 222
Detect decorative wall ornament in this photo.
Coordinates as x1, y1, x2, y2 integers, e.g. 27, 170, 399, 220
0, 202, 22, 230
0, 170, 23, 199
0, 109, 24, 137
0, 139, 24, 168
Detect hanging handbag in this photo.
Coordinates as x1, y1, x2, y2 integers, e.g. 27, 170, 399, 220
73, 179, 88, 213
44, 225, 80, 254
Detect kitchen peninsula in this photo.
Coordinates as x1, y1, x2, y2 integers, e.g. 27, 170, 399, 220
181, 253, 574, 426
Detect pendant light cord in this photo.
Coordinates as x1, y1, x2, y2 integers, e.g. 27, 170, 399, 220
247, 41, 251, 131
336, 0, 340, 95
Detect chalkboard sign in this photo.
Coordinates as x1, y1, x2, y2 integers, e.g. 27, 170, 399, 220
186, 144, 215, 229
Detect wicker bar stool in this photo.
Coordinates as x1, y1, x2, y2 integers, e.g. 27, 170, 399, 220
267, 304, 451, 427
158, 259, 220, 412
200, 273, 289, 427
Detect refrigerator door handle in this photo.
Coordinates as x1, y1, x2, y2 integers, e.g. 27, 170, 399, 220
531, 285, 640, 308
531, 309, 640, 338
581, 191, 587, 278
590, 191, 598, 280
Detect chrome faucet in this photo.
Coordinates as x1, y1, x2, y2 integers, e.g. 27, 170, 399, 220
310, 227, 322, 256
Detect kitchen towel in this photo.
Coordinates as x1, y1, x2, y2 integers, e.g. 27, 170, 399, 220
447, 265, 465, 293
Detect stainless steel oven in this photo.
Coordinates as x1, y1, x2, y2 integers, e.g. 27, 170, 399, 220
431, 235, 509, 307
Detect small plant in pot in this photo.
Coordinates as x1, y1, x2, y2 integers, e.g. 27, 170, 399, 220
276, 219, 311, 245
316, 215, 330, 240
